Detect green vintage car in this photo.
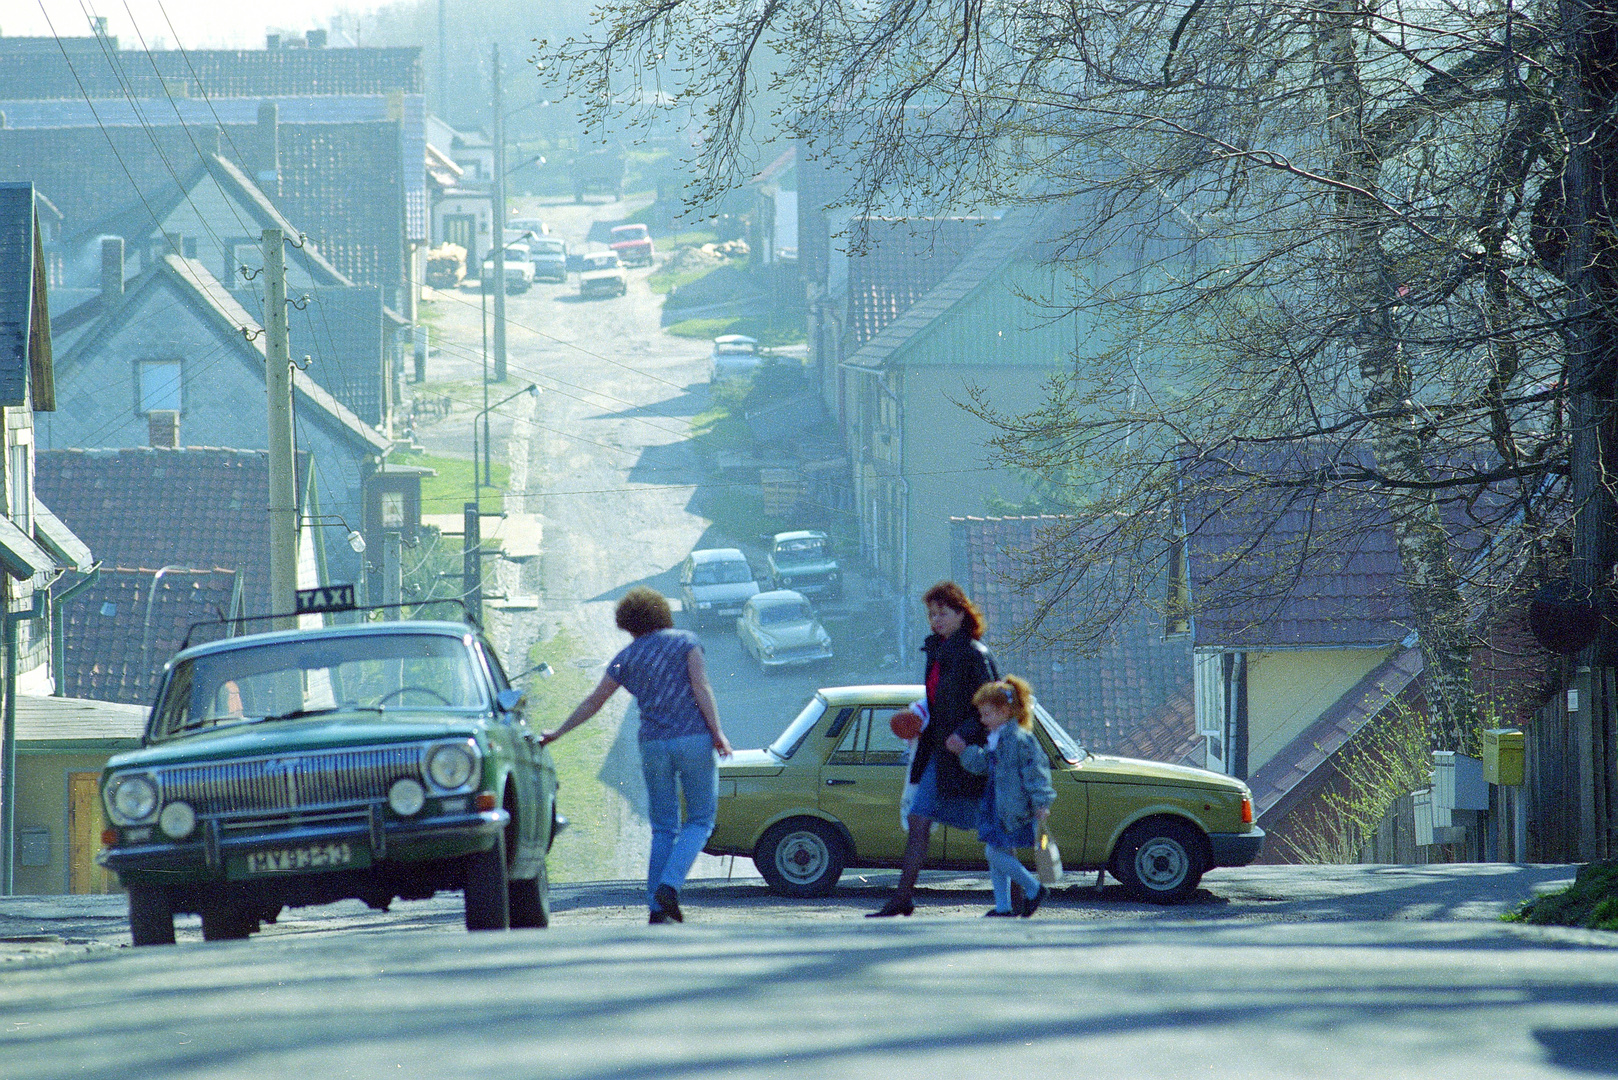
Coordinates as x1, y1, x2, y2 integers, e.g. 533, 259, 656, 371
97, 620, 559, 944
705, 685, 1264, 903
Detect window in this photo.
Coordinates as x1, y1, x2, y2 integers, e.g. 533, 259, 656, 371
136, 360, 182, 415
8, 444, 29, 533
231, 242, 264, 285
380, 490, 405, 528
828, 708, 910, 766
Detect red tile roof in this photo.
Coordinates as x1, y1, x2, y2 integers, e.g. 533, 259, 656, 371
56, 566, 240, 705
950, 515, 1194, 755
35, 447, 306, 617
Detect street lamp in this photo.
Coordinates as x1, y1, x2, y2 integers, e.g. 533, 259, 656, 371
481, 230, 537, 484
473, 383, 540, 507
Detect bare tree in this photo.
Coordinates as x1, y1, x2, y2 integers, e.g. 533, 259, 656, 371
547, 0, 1608, 751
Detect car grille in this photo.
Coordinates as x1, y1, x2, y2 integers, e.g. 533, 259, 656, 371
157, 746, 424, 817
774, 644, 830, 661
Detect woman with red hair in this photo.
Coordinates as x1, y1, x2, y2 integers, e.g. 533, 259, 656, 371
868, 581, 1000, 917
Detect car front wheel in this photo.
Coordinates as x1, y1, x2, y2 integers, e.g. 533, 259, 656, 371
756, 818, 846, 898
508, 860, 550, 928
200, 902, 256, 941
1112, 818, 1206, 904
128, 884, 175, 946
464, 833, 511, 930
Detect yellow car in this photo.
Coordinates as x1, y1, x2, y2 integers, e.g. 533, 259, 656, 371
705, 685, 1264, 903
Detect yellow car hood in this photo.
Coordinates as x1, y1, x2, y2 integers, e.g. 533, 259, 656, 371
1070, 753, 1246, 792
719, 748, 784, 777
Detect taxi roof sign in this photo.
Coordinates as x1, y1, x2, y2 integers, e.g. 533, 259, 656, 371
295, 583, 357, 615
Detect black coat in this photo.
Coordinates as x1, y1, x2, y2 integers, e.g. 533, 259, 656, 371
911, 631, 1000, 797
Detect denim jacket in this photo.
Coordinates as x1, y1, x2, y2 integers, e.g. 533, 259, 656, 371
957, 724, 1056, 835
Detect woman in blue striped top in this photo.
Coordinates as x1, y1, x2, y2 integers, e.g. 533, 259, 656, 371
542, 586, 733, 923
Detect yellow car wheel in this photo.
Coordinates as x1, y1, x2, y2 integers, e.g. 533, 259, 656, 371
1113, 818, 1207, 904
756, 818, 846, 898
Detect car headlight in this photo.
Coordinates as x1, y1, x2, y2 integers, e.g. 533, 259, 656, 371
762, 642, 776, 656
158, 800, 195, 839
389, 778, 427, 816
426, 741, 480, 790
105, 774, 159, 825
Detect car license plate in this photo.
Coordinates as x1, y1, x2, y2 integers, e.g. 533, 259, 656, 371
236, 842, 368, 877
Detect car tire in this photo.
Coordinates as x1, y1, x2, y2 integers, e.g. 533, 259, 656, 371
464, 832, 511, 930
755, 818, 846, 898
508, 861, 550, 929
1112, 818, 1207, 904
127, 885, 175, 946
199, 903, 256, 941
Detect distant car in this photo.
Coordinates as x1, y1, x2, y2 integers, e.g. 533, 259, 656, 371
703, 685, 1264, 901
710, 335, 762, 381
507, 217, 550, 237
679, 548, 760, 628
579, 251, 627, 298
529, 237, 568, 283
609, 223, 655, 267
736, 590, 833, 671
482, 248, 533, 293
765, 530, 841, 599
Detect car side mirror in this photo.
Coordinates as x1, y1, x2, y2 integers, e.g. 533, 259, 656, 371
496, 688, 525, 714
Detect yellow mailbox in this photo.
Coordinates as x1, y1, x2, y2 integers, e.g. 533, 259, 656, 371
1483, 728, 1524, 786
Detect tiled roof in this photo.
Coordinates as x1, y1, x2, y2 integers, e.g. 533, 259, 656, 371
951, 515, 1194, 753
1106, 686, 1205, 766
1179, 444, 1418, 649
0, 39, 421, 98
14, 693, 148, 744
843, 217, 985, 347
0, 117, 407, 292
291, 285, 386, 427
36, 447, 301, 618
55, 566, 241, 706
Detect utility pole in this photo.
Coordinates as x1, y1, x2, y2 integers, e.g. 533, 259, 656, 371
382, 532, 403, 619
263, 228, 298, 629
437, 0, 449, 120
462, 502, 482, 625
490, 42, 508, 383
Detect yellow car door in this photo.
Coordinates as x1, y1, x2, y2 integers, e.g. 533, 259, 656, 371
819, 706, 945, 864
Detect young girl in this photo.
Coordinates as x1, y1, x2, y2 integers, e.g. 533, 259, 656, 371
945, 676, 1056, 917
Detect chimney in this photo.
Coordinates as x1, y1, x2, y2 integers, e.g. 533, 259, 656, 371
306, 28, 327, 48
148, 411, 180, 449
100, 236, 124, 304
256, 101, 280, 196
266, 33, 281, 49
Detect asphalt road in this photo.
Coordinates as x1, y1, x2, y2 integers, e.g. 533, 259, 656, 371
412, 198, 895, 881
4, 864, 1617, 1079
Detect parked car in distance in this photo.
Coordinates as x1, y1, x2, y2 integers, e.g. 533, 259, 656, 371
704, 685, 1264, 902
482, 247, 534, 293
710, 335, 762, 381
507, 217, 550, 237
609, 223, 656, 267
529, 237, 568, 282
97, 620, 560, 944
736, 590, 833, 671
679, 548, 760, 628
579, 251, 627, 298
765, 530, 841, 599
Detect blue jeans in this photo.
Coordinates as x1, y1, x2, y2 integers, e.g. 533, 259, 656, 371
986, 843, 1040, 913
640, 732, 718, 910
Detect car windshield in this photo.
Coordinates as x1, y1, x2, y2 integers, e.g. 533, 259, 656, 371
1034, 701, 1087, 764
767, 696, 826, 759
533, 239, 565, 254
714, 342, 757, 356
149, 632, 487, 740
585, 254, 620, 269
756, 599, 810, 625
612, 225, 648, 240
774, 538, 826, 565
691, 560, 753, 586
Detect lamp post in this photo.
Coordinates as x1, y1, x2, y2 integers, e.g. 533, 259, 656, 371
479, 231, 535, 488
301, 514, 369, 603
473, 383, 540, 510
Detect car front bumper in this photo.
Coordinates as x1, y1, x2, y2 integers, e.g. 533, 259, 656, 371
99, 807, 510, 885
757, 647, 834, 669
1208, 827, 1265, 867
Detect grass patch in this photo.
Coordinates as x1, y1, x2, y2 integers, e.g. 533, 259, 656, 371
521, 629, 620, 884
648, 259, 724, 296
1506, 861, 1618, 931
664, 314, 807, 347
392, 448, 510, 517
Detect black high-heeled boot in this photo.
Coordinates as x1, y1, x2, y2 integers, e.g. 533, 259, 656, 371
866, 896, 914, 917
